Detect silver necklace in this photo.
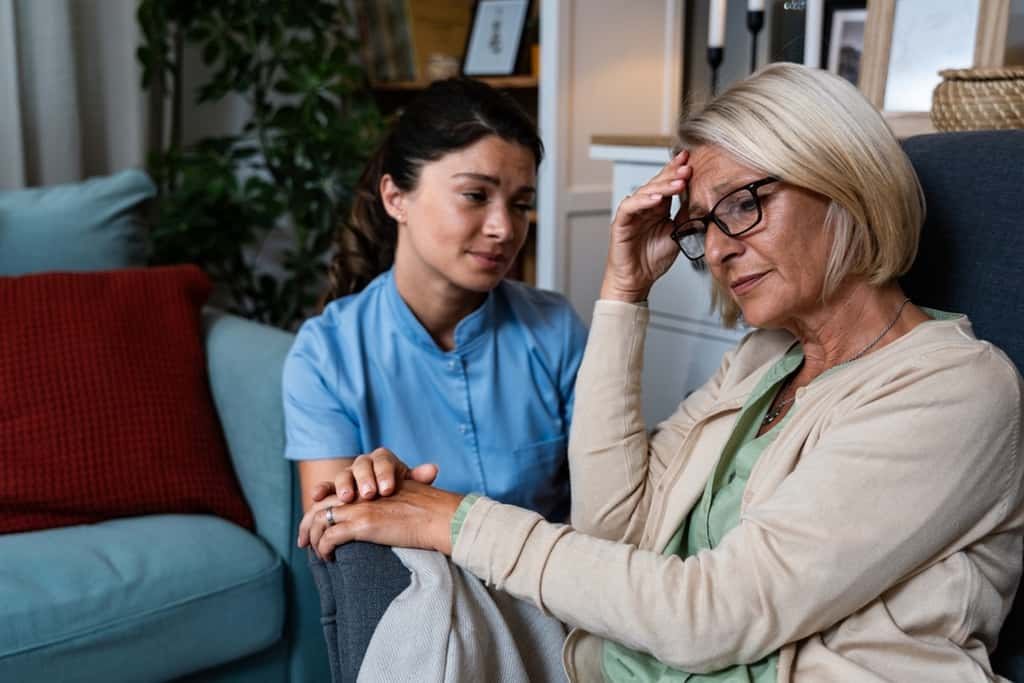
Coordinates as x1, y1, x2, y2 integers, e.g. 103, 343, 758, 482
761, 298, 912, 426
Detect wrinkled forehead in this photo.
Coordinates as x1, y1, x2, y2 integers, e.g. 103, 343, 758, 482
684, 145, 764, 211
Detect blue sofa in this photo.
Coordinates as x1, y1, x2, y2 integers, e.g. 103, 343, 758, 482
0, 171, 328, 682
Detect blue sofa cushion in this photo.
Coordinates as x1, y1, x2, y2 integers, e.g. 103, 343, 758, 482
0, 169, 153, 275
0, 515, 284, 682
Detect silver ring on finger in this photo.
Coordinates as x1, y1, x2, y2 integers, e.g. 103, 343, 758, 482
325, 506, 336, 527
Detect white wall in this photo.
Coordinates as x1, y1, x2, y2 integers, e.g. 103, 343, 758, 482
538, 0, 684, 320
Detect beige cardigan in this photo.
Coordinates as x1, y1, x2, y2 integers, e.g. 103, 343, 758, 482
453, 301, 1024, 682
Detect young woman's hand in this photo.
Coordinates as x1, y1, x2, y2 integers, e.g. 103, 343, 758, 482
312, 481, 464, 560
323, 447, 438, 504
600, 150, 692, 303
297, 448, 438, 552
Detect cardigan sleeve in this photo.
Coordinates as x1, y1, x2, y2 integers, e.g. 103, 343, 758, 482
567, 300, 736, 544
455, 342, 1024, 673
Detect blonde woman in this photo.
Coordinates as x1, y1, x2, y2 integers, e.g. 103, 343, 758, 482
305, 64, 1024, 682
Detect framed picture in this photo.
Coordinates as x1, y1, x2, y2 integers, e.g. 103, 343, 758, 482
462, 0, 531, 77
859, 0, 1011, 111
826, 9, 867, 86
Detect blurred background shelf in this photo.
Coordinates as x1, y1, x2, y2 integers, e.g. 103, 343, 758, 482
370, 75, 539, 91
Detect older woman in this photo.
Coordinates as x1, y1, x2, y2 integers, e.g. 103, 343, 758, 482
303, 63, 1024, 682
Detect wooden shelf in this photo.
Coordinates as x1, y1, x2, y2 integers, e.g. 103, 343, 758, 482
591, 134, 675, 148
371, 75, 539, 91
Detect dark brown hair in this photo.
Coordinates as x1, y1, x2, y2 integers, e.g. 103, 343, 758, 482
322, 78, 544, 306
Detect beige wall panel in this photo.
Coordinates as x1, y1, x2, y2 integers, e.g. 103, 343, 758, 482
567, 1, 681, 190
566, 211, 613, 321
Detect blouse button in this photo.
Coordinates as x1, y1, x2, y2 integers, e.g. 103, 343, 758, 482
458, 424, 468, 433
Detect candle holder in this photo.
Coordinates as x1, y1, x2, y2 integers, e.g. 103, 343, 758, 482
707, 46, 723, 96
747, 10, 765, 73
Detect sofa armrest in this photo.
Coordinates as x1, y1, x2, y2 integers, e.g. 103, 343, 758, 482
202, 308, 330, 681
202, 308, 296, 556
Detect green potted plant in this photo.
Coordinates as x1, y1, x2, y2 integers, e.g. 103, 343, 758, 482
137, 0, 383, 329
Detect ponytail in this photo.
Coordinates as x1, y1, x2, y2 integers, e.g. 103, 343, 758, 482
321, 140, 397, 308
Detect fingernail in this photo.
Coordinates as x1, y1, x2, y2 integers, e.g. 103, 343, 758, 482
649, 193, 663, 200
340, 489, 351, 498
670, 179, 683, 186
361, 484, 373, 496
380, 479, 393, 491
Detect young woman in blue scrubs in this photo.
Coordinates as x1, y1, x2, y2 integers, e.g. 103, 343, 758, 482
285, 77, 585, 523
285, 78, 585, 678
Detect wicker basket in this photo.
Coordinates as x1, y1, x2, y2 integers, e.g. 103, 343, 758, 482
931, 67, 1024, 132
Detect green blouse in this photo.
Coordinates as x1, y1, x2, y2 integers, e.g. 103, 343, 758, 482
601, 344, 804, 682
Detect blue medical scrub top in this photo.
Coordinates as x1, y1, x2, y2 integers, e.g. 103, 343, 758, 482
282, 269, 587, 520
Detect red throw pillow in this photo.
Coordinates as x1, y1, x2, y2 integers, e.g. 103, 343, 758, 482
0, 265, 254, 533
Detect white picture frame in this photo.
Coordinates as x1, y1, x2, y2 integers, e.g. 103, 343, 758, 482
462, 0, 531, 77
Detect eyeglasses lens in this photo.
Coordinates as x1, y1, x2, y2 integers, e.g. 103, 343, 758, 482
673, 187, 761, 260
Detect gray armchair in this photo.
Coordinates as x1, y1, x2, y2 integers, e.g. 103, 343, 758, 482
901, 129, 1024, 681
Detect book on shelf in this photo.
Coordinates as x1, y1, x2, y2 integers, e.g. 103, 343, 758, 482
356, 0, 415, 82
355, 0, 474, 84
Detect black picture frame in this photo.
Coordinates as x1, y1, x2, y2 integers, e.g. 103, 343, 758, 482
461, 0, 533, 77
821, 0, 867, 73
825, 7, 867, 85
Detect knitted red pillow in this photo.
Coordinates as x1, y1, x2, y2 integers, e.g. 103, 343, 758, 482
0, 265, 254, 533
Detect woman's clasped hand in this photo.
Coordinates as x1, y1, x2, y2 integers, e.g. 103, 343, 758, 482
297, 449, 460, 559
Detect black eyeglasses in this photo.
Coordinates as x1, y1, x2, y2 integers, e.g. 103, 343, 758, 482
671, 177, 779, 261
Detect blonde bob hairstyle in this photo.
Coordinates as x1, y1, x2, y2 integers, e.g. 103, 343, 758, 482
676, 62, 925, 328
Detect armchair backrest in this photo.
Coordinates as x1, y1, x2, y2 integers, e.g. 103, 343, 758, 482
901, 130, 1024, 679
901, 130, 1024, 367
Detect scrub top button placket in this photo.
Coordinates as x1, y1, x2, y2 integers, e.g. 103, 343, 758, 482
449, 354, 486, 494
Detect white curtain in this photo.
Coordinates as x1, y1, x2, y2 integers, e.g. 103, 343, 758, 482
0, 0, 147, 189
